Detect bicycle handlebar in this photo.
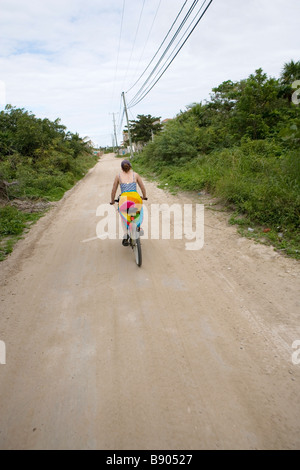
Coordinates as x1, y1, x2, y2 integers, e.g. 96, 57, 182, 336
110, 196, 147, 205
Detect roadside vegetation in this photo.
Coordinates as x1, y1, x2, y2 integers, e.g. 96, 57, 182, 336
0, 105, 98, 261
131, 61, 300, 259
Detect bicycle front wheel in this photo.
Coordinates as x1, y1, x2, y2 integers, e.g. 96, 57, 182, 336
133, 237, 142, 267
130, 222, 142, 267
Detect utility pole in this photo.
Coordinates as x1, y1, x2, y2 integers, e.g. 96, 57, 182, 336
112, 113, 118, 154
112, 134, 115, 154
109, 113, 119, 155
122, 91, 134, 160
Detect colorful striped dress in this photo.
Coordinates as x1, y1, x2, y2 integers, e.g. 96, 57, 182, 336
119, 172, 143, 228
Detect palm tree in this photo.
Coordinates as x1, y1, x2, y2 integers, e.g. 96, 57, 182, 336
280, 60, 300, 103
281, 60, 300, 84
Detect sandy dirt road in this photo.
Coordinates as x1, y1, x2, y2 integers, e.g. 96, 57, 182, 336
0, 153, 299, 450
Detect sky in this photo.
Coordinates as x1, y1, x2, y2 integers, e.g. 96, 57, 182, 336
0, 0, 299, 147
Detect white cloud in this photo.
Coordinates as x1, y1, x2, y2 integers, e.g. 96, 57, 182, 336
0, 0, 299, 146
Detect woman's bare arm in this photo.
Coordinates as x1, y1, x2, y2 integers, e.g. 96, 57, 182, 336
136, 173, 147, 199
111, 175, 119, 204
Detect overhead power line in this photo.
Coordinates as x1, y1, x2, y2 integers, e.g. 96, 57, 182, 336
128, 0, 201, 106
128, 0, 212, 108
126, 0, 188, 93
127, 0, 214, 109
128, 0, 163, 92
121, 0, 146, 92
110, 0, 126, 111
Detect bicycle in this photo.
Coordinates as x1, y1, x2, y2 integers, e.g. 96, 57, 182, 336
112, 196, 147, 267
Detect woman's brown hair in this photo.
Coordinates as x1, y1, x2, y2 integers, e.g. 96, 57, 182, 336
121, 160, 132, 173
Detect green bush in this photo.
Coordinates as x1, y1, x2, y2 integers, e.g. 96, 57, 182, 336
0, 105, 99, 261
0, 206, 26, 236
137, 126, 299, 237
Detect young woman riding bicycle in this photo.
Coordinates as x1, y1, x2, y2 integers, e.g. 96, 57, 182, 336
110, 159, 147, 246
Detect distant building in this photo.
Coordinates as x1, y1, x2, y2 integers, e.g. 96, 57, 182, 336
83, 136, 95, 147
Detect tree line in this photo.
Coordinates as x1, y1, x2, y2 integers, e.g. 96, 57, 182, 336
0, 105, 96, 200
